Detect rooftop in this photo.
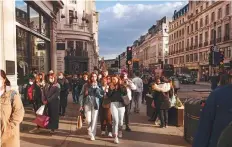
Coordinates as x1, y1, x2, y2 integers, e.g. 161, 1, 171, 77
173, 4, 189, 20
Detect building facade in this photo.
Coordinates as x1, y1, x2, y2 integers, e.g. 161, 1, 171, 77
56, 0, 99, 74
0, 0, 63, 89
132, 17, 169, 72
169, 1, 232, 81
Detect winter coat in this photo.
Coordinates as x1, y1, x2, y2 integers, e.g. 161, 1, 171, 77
193, 84, 232, 147
79, 83, 103, 109
43, 83, 61, 130
1, 90, 25, 147
57, 78, 69, 107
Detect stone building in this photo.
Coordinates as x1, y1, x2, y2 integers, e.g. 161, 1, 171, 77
132, 17, 169, 72
169, 1, 232, 80
56, 0, 99, 74
0, 0, 63, 89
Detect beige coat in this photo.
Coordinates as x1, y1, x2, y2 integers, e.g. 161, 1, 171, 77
1, 90, 25, 147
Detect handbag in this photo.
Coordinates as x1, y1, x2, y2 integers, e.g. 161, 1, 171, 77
36, 105, 45, 115
122, 95, 130, 106
77, 116, 83, 129
32, 115, 49, 128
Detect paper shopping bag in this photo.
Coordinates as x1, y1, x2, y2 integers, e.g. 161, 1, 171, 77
77, 116, 82, 129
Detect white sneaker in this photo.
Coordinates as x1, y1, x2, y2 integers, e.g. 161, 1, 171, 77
114, 137, 119, 144
90, 134, 95, 141
108, 132, 113, 138
101, 131, 105, 136
118, 131, 123, 138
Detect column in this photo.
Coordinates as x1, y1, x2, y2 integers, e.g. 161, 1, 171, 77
50, 20, 58, 73
1, 0, 18, 90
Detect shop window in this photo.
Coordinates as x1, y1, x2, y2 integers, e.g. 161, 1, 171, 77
29, 6, 40, 32
30, 34, 49, 73
41, 14, 50, 37
15, 0, 28, 26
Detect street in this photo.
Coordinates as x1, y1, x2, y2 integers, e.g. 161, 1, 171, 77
20, 93, 192, 147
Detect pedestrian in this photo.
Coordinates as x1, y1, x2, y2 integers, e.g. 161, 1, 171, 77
99, 77, 113, 137
193, 76, 232, 147
142, 76, 149, 104
151, 76, 171, 128
57, 72, 69, 116
120, 72, 136, 132
79, 72, 103, 141
1, 69, 25, 147
43, 73, 61, 134
107, 75, 127, 144
132, 72, 143, 113
29, 75, 44, 133
72, 74, 79, 103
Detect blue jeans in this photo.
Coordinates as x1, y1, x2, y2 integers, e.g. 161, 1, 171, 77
72, 88, 79, 103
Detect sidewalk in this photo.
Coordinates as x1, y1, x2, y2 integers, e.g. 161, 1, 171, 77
20, 94, 190, 147
196, 81, 211, 86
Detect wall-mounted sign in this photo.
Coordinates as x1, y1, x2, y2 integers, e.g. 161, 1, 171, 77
6, 60, 15, 75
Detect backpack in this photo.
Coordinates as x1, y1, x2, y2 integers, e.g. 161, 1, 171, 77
27, 85, 34, 101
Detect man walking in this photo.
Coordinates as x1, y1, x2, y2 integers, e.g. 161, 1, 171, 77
132, 72, 143, 113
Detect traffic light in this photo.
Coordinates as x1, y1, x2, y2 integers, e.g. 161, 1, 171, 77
126, 46, 132, 65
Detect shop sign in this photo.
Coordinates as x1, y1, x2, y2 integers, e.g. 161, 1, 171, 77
57, 50, 65, 72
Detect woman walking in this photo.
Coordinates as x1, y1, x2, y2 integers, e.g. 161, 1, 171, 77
57, 72, 69, 116
1, 69, 25, 147
79, 72, 103, 141
43, 73, 61, 134
99, 77, 113, 137
107, 75, 127, 144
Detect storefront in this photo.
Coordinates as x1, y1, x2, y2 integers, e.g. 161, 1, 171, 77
15, 0, 63, 85
0, 0, 63, 89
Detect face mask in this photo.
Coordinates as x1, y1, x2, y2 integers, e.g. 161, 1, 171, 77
29, 81, 33, 85
6, 86, 11, 92
49, 78, 54, 83
59, 76, 63, 79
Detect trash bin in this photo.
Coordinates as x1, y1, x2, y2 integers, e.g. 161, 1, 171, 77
145, 94, 154, 118
184, 98, 205, 144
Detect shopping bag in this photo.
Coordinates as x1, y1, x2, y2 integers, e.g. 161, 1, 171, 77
36, 105, 45, 115
151, 100, 155, 108
32, 115, 49, 128
77, 116, 82, 129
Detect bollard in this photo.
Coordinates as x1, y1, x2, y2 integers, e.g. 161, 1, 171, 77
184, 98, 206, 144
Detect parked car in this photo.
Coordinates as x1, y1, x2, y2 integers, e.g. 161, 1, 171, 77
178, 74, 196, 84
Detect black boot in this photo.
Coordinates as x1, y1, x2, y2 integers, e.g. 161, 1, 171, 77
125, 125, 132, 132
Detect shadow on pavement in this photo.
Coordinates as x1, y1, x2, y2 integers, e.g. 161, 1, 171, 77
20, 136, 109, 147
123, 130, 187, 146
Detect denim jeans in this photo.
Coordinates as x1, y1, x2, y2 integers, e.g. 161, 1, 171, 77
133, 92, 142, 112
110, 102, 125, 137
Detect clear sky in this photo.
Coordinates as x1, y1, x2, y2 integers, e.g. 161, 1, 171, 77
96, 0, 187, 59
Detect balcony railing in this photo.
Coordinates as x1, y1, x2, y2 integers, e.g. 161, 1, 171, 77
204, 41, 208, 46
199, 43, 203, 47
217, 37, 221, 43
224, 35, 230, 41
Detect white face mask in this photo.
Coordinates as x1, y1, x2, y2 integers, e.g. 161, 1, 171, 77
59, 76, 63, 79
6, 86, 11, 92
49, 78, 54, 83
29, 81, 33, 85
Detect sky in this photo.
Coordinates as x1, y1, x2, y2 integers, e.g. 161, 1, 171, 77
96, 1, 188, 59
